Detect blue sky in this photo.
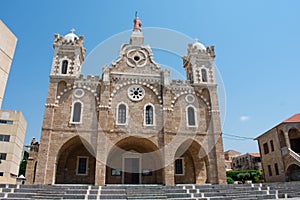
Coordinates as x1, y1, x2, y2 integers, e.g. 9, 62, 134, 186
1, 1, 300, 154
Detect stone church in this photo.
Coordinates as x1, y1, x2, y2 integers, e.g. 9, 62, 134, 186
26, 17, 226, 186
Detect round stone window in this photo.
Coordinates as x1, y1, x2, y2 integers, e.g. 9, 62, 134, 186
74, 89, 84, 98
185, 94, 195, 104
128, 85, 145, 101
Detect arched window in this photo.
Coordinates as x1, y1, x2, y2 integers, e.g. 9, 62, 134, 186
187, 106, 196, 126
201, 69, 207, 82
145, 105, 154, 125
117, 104, 127, 124
187, 72, 194, 84
62, 60, 68, 74
72, 102, 82, 123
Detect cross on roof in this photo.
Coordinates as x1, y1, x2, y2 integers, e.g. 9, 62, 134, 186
70, 28, 76, 33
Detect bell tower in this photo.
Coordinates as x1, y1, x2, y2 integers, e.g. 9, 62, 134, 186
50, 29, 86, 78
183, 39, 216, 85
183, 39, 226, 184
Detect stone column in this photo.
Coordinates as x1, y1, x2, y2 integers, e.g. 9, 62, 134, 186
284, 130, 291, 149
95, 161, 106, 186
95, 130, 107, 186
163, 163, 175, 186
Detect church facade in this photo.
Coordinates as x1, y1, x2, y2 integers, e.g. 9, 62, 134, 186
26, 18, 226, 185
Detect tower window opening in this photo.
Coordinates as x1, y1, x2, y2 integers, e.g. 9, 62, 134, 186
187, 72, 194, 84
62, 60, 68, 74
201, 69, 208, 82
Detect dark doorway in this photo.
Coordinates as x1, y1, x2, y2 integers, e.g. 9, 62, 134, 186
124, 158, 140, 184
290, 138, 300, 153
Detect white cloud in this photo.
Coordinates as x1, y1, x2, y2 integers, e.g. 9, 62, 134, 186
240, 115, 250, 122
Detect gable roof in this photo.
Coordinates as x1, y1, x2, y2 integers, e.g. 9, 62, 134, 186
248, 153, 260, 157
255, 113, 300, 140
224, 150, 241, 155
283, 113, 300, 123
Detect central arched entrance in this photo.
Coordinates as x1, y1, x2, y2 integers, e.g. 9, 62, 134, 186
55, 136, 96, 184
106, 136, 163, 184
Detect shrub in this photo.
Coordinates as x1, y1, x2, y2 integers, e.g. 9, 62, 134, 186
227, 177, 234, 184
226, 170, 263, 183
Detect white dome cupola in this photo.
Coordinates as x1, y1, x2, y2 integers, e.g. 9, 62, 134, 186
192, 38, 206, 50
64, 28, 79, 42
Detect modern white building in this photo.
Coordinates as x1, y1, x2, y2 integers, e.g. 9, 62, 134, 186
0, 20, 17, 109
0, 110, 27, 183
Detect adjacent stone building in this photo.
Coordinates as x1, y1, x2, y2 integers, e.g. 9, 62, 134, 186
26, 17, 226, 185
0, 20, 17, 109
232, 153, 261, 170
256, 113, 300, 182
224, 150, 241, 171
0, 110, 27, 183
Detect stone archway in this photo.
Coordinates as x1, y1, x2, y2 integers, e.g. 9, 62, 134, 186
55, 136, 96, 184
106, 136, 163, 184
287, 164, 300, 181
288, 129, 300, 153
174, 139, 208, 184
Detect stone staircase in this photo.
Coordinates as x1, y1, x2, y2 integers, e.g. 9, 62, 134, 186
0, 182, 300, 200
262, 181, 300, 199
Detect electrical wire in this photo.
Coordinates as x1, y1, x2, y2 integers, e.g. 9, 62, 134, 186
222, 132, 254, 140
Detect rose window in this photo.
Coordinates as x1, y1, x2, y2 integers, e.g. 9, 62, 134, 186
185, 94, 195, 103
73, 89, 84, 98
128, 85, 145, 101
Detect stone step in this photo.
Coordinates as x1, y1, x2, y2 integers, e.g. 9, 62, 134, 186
202, 191, 270, 197
1, 199, 31, 200
127, 197, 167, 200
100, 189, 126, 194
166, 193, 192, 198
207, 194, 277, 200
32, 195, 63, 199
62, 194, 86, 199
0, 183, 300, 200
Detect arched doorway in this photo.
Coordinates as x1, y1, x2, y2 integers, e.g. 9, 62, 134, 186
288, 129, 300, 153
287, 164, 300, 181
174, 139, 208, 184
55, 136, 96, 184
106, 136, 163, 184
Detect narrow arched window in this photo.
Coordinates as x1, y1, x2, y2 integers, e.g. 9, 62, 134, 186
118, 104, 126, 124
72, 102, 82, 122
62, 60, 68, 74
201, 69, 207, 82
145, 105, 154, 125
187, 107, 196, 126
187, 72, 194, 84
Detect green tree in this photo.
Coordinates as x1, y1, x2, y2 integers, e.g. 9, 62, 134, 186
18, 151, 29, 176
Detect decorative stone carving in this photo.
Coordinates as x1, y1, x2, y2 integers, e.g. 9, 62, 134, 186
126, 49, 147, 68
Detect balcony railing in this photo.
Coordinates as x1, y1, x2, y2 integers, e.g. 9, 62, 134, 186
288, 148, 300, 163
